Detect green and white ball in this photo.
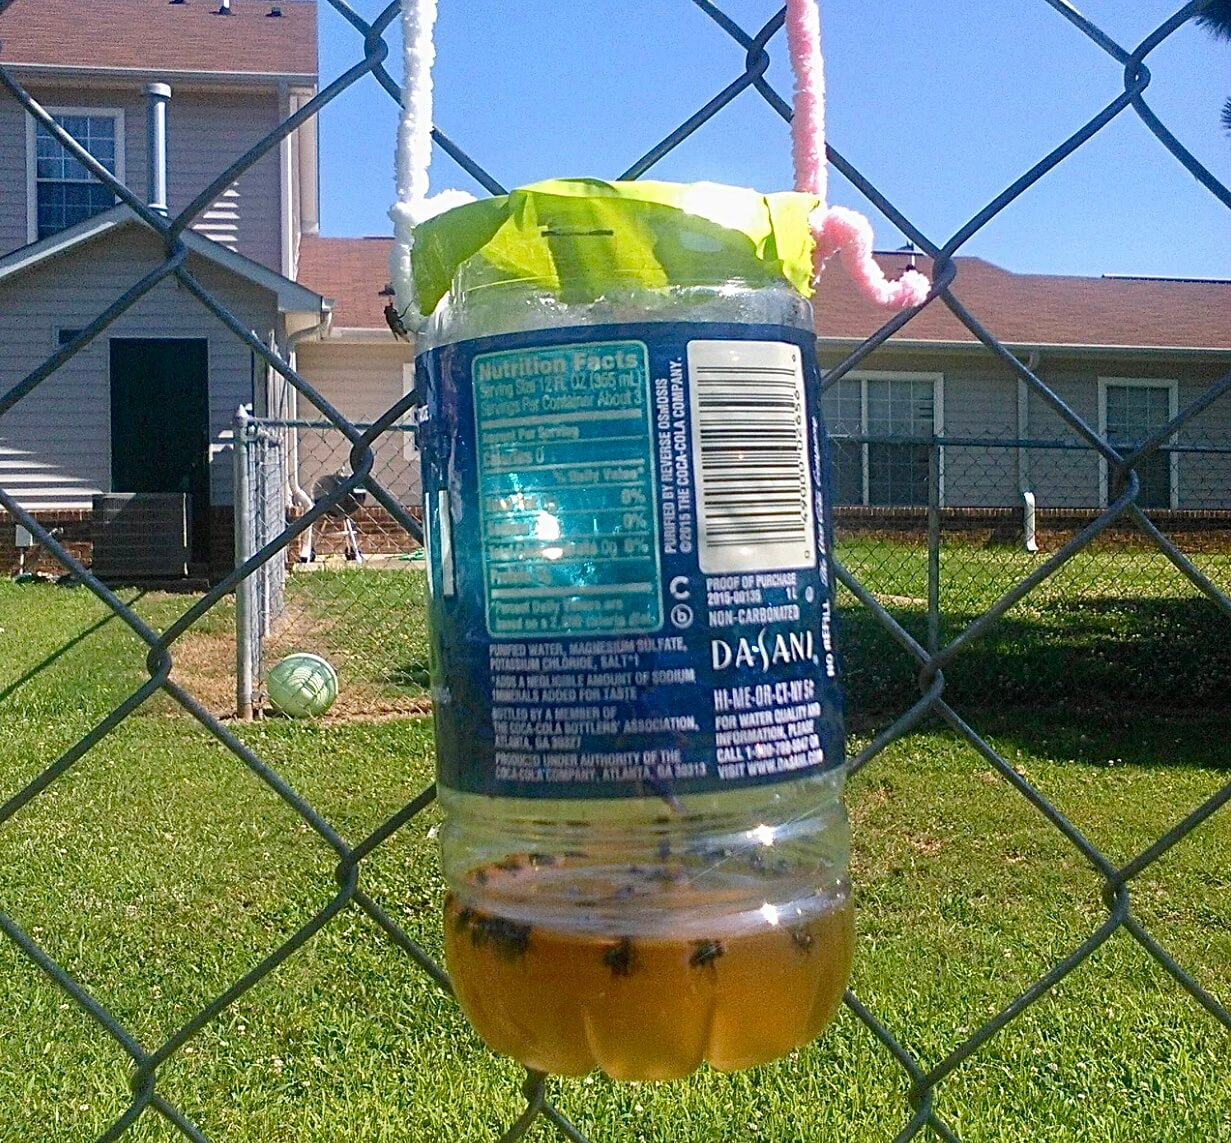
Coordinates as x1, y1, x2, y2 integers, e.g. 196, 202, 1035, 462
267, 653, 338, 718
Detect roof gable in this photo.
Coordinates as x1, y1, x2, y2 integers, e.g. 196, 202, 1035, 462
0, 0, 317, 80
0, 206, 326, 315
296, 235, 394, 331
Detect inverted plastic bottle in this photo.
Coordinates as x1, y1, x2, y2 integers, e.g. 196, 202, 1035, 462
412, 184, 851, 1081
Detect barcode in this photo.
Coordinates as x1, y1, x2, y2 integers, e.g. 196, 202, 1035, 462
686, 340, 816, 575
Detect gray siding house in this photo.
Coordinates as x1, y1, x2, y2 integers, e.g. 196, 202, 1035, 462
0, 0, 327, 576
297, 237, 1231, 545
814, 255, 1231, 529
293, 236, 419, 509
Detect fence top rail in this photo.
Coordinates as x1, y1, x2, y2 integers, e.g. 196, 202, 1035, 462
253, 418, 416, 432
258, 423, 1231, 453
831, 434, 1231, 453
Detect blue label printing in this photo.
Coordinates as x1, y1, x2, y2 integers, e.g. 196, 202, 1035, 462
416, 322, 843, 799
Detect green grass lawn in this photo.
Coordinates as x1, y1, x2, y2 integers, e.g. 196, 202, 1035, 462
0, 561, 1228, 1142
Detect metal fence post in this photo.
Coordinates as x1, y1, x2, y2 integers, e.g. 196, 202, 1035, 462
234, 405, 255, 721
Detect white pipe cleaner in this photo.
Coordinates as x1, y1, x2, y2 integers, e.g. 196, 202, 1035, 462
388, 0, 473, 325
390, 0, 928, 320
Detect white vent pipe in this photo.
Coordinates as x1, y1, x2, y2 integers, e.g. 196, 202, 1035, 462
142, 82, 172, 215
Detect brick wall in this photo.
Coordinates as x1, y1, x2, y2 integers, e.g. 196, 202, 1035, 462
210, 506, 234, 579
2, 508, 238, 583
0, 510, 92, 577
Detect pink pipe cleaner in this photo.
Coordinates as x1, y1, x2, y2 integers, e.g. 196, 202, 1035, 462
785, 0, 930, 308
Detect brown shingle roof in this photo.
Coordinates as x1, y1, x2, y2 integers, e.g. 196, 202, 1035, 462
0, 0, 317, 79
297, 235, 397, 331
297, 236, 1231, 353
821, 254, 1231, 352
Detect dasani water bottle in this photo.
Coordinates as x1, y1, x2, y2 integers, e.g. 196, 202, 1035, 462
409, 180, 852, 1081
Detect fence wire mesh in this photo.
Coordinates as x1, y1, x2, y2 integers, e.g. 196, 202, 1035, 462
237, 416, 428, 719
1, 1, 1229, 1140
234, 421, 1231, 722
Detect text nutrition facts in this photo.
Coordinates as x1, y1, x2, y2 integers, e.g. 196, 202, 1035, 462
472, 340, 663, 638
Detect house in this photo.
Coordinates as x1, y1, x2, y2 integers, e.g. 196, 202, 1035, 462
292, 235, 419, 512
293, 236, 1231, 545
2, 0, 1230, 580
0, 0, 336, 577
815, 253, 1231, 529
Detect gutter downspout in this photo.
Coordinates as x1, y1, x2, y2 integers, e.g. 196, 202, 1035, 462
286, 306, 334, 559
1018, 350, 1041, 553
1017, 349, 1042, 496
278, 82, 295, 282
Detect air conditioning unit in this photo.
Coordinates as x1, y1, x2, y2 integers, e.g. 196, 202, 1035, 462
92, 493, 190, 579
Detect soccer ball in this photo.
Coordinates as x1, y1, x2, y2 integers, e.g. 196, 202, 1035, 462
267, 653, 338, 718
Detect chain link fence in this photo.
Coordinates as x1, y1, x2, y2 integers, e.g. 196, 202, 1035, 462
233, 410, 289, 720
235, 414, 427, 719
233, 418, 1231, 723
1, 1, 1230, 1140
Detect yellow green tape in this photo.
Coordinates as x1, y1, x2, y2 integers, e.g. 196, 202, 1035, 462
411, 178, 821, 316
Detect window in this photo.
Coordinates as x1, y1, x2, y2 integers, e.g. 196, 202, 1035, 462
1098, 378, 1178, 510
27, 110, 124, 242
824, 373, 943, 507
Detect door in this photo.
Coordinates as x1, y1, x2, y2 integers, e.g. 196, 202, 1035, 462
110, 339, 211, 563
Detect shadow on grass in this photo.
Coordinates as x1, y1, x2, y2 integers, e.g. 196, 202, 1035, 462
388, 660, 432, 691
841, 594, 1231, 771
0, 586, 147, 708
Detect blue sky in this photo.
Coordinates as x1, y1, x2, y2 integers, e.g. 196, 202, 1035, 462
316, 1, 1231, 280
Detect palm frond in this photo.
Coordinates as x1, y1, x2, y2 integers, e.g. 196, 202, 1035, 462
1196, 0, 1231, 40
1222, 97, 1231, 135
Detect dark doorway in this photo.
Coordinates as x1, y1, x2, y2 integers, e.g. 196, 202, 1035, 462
110, 339, 211, 566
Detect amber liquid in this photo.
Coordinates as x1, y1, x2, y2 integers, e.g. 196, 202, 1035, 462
443, 861, 854, 1081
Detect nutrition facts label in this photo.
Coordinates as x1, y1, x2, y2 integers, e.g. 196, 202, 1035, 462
472, 341, 662, 638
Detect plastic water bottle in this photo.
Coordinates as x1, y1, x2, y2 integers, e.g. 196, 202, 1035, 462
413, 200, 851, 1081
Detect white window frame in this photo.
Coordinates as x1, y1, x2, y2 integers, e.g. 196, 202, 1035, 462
829, 370, 945, 507
26, 106, 126, 244
1097, 376, 1179, 510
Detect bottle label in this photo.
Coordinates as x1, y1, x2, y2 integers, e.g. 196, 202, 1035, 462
417, 322, 843, 799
